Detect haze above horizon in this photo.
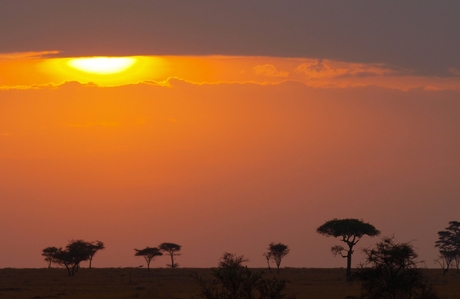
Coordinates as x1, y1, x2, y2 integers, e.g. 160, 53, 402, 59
0, 1, 459, 269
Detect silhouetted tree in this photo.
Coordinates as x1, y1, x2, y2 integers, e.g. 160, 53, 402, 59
54, 240, 92, 276
193, 252, 295, 299
42, 246, 59, 268
266, 243, 290, 274
67, 239, 95, 274
354, 237, 439, 299
434, 250, 457, 276
87, 240, 105, 269
263, 252, 272, 273
159, 242, 181, 268
435, 221, 460, 275
317, 218, 380, 279
134, 247, 163, 271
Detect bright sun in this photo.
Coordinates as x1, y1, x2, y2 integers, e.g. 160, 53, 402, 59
68, 57, 136, 74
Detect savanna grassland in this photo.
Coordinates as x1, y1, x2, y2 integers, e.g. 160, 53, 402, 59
0, 268, 458, 299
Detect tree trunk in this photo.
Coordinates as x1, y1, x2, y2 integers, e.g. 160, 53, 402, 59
65, 265, 71, 276
72, 264, 78, 276
346, 252, 352, 280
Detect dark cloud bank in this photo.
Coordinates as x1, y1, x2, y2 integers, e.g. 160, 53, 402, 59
1, 1, 459, 76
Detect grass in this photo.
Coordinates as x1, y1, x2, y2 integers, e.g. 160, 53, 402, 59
0, 267, 458, 299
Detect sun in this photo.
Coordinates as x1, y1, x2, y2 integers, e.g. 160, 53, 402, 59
38, 56, 168, 86
67, 57, 136, 74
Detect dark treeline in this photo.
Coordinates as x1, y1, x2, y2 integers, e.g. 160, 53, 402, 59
41, 219, 459, 299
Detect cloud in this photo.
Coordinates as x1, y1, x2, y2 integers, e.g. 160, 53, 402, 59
295, 60, 335, 78
1, 54, 459, 91
1, 2, 459, 76
295, 59, 395, 79
449, 67, 460, 76
253, 64, 289, 77
0, 51, 59, 60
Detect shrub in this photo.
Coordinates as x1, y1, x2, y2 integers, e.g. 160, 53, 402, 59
193, 253, 295, 299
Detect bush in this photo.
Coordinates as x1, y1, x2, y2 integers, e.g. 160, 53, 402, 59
193, 253, 295, 299
353, 237, 438, 299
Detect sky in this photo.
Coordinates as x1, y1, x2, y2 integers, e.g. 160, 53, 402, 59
1, 1, 459, 269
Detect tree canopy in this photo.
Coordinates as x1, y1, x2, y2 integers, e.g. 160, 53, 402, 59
317, 218, 380, 239
317, 218, 380, 279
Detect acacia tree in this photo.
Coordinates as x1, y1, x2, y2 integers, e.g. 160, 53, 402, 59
263, 252, 272, 273
135, 247, 163, 271
435, 221, 460, 275
159, 242, 181, 268
354, 237, 439, 299
87, 240, 105, 269
317, 218, 380, 279
42, 246, 59, 268
266, 243, 290, 274
53, 240, 92, 276
66, 239, 95, 274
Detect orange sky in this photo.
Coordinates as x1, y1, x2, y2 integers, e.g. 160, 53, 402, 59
1, 53, 459, 268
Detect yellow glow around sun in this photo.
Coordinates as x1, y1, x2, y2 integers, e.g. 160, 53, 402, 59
68, 57, 136, 74
34, 56, 169, 86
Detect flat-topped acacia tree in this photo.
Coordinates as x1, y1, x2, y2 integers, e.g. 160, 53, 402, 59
159, 243, 181, 268
134, 247, 163, 271
317, 218, 380, 279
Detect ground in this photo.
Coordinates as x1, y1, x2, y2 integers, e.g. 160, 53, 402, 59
0, 268, 458, 299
